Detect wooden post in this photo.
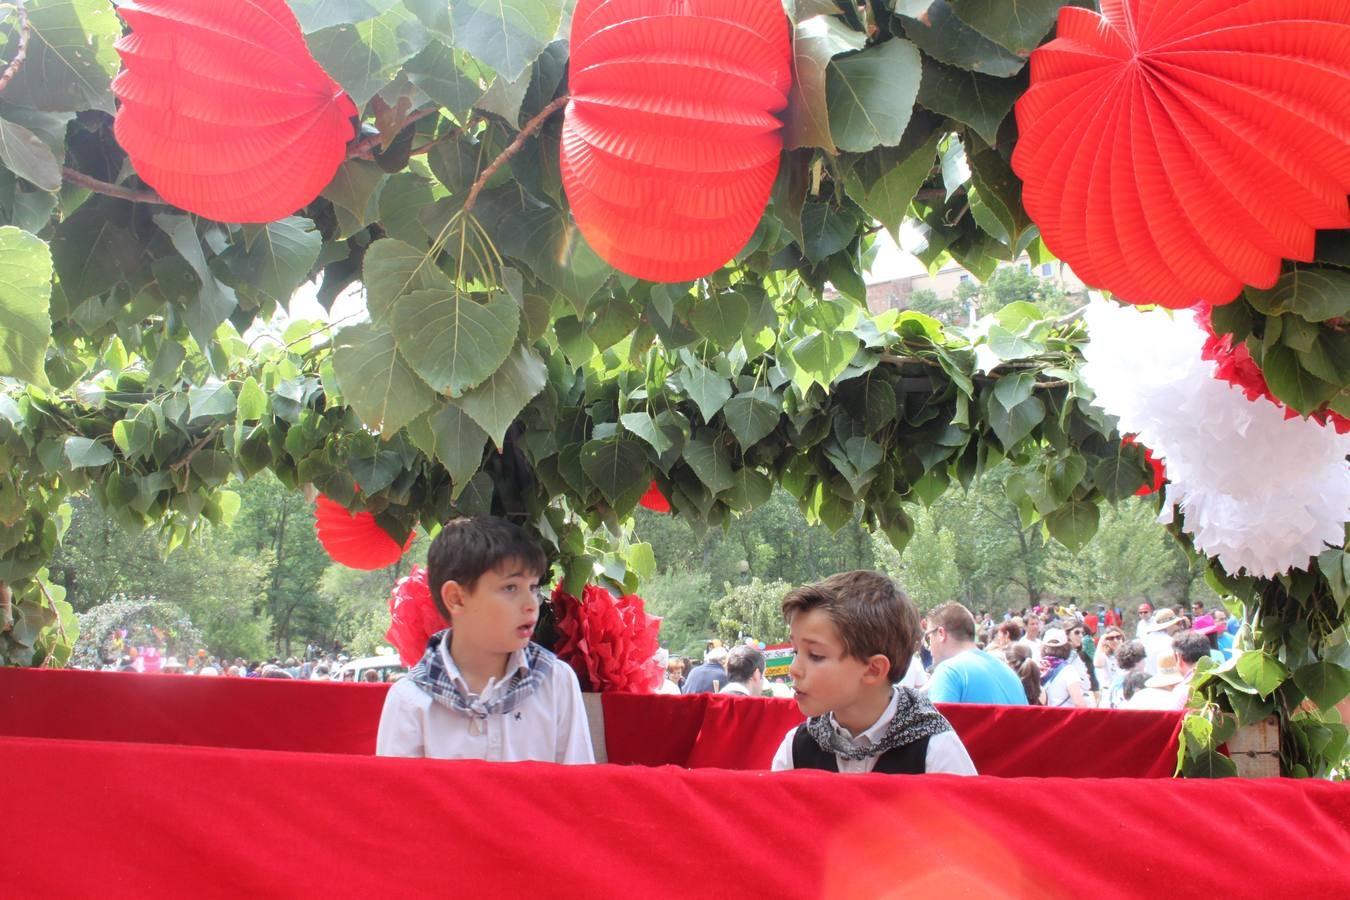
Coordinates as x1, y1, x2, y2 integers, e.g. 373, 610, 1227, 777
1228, 716, 1281, 778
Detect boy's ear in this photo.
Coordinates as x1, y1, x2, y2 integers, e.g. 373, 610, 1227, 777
863, 653, 892, 684
441, 581, 465, 614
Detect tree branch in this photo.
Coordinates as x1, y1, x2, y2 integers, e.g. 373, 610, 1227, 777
408, 114, 484, 158
463, 95, 569, 213
169, 423, 225, 473
61, 167, 166, 205
346, 106, 442, 159
0, 0, 29, 94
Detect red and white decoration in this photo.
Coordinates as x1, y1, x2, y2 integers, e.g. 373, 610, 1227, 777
313, 494, 416, 571
1081, 299, 1350, 577
561, 0, 792, 281
112, 0, 357, 223
1013, 0, 1350, 308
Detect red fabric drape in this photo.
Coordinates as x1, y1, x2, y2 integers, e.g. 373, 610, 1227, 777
604, 692, 1183, 777
6, 735, 1349, 899
0, 669, 1182, 776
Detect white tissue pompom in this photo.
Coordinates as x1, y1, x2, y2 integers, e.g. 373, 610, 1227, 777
1081, 300, 1350, 578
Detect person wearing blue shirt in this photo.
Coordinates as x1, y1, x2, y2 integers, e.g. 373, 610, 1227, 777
924, 602, 1029, 705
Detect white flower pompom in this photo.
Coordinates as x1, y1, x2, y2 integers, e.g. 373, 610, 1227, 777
1081, 300, 1350, 578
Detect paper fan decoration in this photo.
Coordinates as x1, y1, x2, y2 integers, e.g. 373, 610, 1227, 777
639, 480, 672, 513
1081, 299, 1350, 578
112, 0, 358, 223
561, 0, 792, 281
314, 495, 416, 570
1013, 0, 1350, 308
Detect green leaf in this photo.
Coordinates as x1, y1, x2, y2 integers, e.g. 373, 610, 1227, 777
405, 39, 483, 117
898, 1, 1027, 78
320, 160, 386, 237
406, 403, 489, 497
824, 435, 883, 494
288, 0, 398, 33
985, 325, 1041, 362
450, 345, 547, 447
845, 129, 943, 238
826, 38, 922, 153
218, 217, 323, 305
390, 288, 519, 395
0, 116, 62, 191
1318, 548, 1349, 613
362, 237, 454, 320
493, 206, 612, 315
0, 0, 121, 113
332, 321, 437, 435
306, 6, 429, 109
791, 332, 857, 391
784, 15, 866, 152
948, 0, 1067, 55
987, 394, 1044, 448
64, 436, 112, 468
799, 202, 858, 264
587, 298, 641, 352
1293, 661, 1350, 711
915, 59, 1022, 147
579, 438, 649, 512
451, 0, 564, 82
690, 291, 750, 348
1093, 454, 1149, 502
48, 199, 144, 305
0, 226, 52, 386
1236, 651, 1290, 698
1244, 266, 1350, 323
858, 377, 898, 433
724, 466, 773, 510
1258, 344, 1336, 414
187, 382, 237, 422
993, 372, 1034, 411
619, 412, 673, 456
236, 377, 267, 422
1044, 500, 1098, 552
683, 434, 735, 493
677, 360, 734, 423
722, 389, 781, 449
153, 214, 237, 351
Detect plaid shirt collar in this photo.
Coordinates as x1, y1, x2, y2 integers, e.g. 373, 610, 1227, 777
409, 630, 553, 721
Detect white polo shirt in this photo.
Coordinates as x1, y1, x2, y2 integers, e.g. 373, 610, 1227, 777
770, 689, 977, 774
376, 637, 594, 764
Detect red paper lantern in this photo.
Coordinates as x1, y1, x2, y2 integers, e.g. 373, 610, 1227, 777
112, 0, 358, 223
561, 0, 792, 282
1012, 0, 1350, 309
638, 480, 672, 513
314, 494, 416, 570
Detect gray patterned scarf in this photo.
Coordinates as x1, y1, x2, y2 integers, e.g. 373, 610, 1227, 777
408, 630, 554, 721
806, 686, 953, 761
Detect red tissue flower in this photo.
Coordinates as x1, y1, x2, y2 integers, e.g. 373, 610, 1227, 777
551, 583, 663, 694
385, 566, 447, 667
639, 481, 671, 513
1121, 435, 1166, 496
1195, 306, 1350, 434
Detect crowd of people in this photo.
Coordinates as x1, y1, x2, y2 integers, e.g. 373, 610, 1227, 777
663, 599, 1238, 713
95, 644, 405, 682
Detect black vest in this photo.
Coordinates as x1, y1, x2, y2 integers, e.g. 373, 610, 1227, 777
791, 726, 931, 774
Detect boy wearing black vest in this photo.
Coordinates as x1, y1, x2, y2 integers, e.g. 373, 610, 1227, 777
770, 571, 977, 775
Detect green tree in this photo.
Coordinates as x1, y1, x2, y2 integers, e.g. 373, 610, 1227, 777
905, 288, 965, 325
639, 569, 715, 659
871, 508, 961, 611
1043, 499, 1177, 607
709, 578, 793, 647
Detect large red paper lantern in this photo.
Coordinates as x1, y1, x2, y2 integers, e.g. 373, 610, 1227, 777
112, 0, 358, 223
1012, 0, 1350, 309
314, 495, 416, 571
561, 0, 792, 282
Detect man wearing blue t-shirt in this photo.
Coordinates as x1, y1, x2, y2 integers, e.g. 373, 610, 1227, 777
924, 602, 1029, 705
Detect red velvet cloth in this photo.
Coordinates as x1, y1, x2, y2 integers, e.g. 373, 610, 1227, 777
1, 669, 1182, 776
6, 735, 1350, 898
602, 692, 1183, 777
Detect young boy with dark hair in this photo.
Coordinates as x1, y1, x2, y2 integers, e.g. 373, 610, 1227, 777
771, 571, 976, 774
376, 517, 594, 763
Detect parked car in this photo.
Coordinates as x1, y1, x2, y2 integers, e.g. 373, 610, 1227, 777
333, 656, 407, 683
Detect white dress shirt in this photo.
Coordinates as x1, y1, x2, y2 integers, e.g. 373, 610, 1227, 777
376, 637, 594, 764
770, 689, 978, 774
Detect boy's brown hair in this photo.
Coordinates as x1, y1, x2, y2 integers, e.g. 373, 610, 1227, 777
780, 570, 921, 683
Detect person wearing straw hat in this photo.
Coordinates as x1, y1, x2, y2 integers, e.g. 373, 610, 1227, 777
1142, 608, 1183, 676
1121, 654, 1186, 710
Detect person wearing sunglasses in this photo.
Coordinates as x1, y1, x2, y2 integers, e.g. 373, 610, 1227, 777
1093, 627, 1126, 696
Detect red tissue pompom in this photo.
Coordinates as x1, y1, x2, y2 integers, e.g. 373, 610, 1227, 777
551, 583, 663, 694
638, 481, 671, 513
1122, 435, 1167, 496
561, 0, 792, 281
1013, 0, 1350, 308
385, 566, 447, 666
1195, 307, 1350, 434
313, 494, 416, 570
112, 0, 358, 223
